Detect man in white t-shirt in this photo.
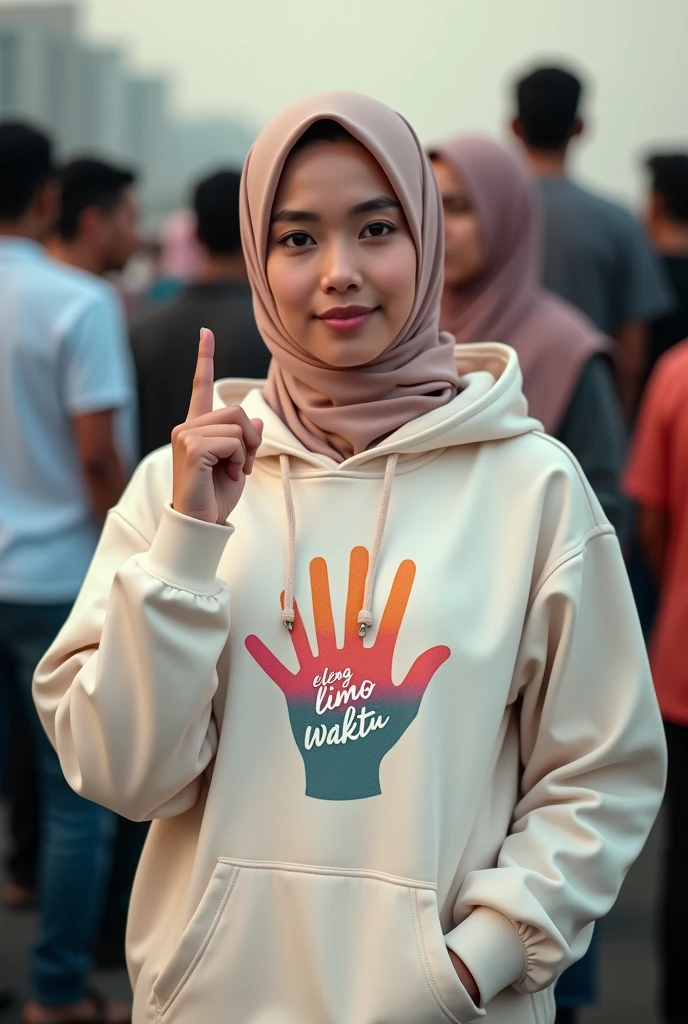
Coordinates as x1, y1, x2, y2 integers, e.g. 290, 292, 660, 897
48, 153, 147, 972
0, 122, 133, 1023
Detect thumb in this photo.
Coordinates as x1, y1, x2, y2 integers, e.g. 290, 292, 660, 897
401, 645, 451, 694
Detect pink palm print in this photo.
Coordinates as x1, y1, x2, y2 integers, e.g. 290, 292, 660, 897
245, 546, 451, 800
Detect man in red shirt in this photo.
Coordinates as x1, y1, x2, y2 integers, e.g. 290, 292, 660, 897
625, 338, 688, 1024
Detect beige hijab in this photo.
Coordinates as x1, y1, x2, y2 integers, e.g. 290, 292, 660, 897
240, 91, 460, 463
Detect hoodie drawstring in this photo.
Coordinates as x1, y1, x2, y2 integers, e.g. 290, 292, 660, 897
357, 453, 398, 637
279, 452, 399, 637
280, 454, 296, 629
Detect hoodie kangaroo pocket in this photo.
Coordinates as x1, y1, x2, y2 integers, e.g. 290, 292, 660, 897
153, 858, 483, 1023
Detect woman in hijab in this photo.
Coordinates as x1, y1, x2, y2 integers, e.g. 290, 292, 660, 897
430, 137, 629, 542
34, 93, 664, 1024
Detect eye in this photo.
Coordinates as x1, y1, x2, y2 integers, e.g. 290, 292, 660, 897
280, 231, 316, 249
360, 221, 395, 239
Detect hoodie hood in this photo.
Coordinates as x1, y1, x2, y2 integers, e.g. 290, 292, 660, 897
214, 343, 542, 469
214, 342, 542, 635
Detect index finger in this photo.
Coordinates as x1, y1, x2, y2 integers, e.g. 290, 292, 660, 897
186, 328, 215, 421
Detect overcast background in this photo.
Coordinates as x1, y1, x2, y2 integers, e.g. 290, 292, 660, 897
69, 0, 688, 204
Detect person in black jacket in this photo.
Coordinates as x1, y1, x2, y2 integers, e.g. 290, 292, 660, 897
131, 169, 271, 456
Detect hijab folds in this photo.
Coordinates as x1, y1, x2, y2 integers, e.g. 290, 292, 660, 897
240, 91, 460, 462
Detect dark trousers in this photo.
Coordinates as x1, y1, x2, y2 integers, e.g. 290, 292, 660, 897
554, 927, 598, 1016
661, 721, 688, 1023
98, 817, 149, 952
5, 694, 40, 889
0, 601, 115, 1005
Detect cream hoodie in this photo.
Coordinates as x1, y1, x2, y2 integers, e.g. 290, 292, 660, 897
35, 344, 665, 1024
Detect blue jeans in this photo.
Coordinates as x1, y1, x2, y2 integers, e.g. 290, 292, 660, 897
555, 926, 599, 1010
0, 602, 115, 1006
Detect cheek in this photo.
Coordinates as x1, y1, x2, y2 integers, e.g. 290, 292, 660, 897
444, 214, 479, 252
367, 240, 416, 316
441, 219, 465, 265
266, 255, 313, 324
118, 230, 135, 255
458, 218, 485, 271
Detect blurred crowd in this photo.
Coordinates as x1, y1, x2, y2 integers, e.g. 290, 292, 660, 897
1, 63, 688, 1024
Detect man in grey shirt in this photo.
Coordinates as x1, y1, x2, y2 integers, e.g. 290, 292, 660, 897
512, 65, 673, 417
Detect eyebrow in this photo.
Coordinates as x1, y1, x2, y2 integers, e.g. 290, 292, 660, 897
351, 195, 402, 215
271, 194, 402, 225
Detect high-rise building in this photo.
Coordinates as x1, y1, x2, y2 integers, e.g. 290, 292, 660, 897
122, 74, 172, 207
0, 2, 75, 35
0, 3, 77, 135
0, 3, 150, 163
0, 2, 253, 213
80, 46, 128, 156
0, 20, 52, 126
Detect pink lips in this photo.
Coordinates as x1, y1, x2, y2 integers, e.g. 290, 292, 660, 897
317, 305, 376, 333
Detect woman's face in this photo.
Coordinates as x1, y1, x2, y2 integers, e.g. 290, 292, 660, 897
431, 157, 486, 289
266, 139, 417, 367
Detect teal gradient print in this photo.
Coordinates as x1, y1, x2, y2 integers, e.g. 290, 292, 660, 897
245, 547, 451, 800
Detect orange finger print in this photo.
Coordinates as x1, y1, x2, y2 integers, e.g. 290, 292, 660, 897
309, 557, 337, 657
378, 559, 416, 639
344, 546, 369, 644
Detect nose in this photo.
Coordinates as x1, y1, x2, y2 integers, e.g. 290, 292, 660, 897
319, 238, 363, 294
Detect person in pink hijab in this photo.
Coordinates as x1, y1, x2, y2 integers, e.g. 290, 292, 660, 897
143, 209, 203, 306
430, 137, 630, 541
159, 209, 202, 281
33, 92, 665, 1024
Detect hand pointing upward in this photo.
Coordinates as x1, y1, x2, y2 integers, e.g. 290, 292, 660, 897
171, 328, 263, 525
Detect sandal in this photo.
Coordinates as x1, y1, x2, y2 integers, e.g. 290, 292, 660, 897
2, 882, 36, 911
84, 990, 131, 1024
21, 988, 131, 1024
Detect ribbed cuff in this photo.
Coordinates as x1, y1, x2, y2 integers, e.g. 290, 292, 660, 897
142, 504, 234, 593
445, 907, 527, 1006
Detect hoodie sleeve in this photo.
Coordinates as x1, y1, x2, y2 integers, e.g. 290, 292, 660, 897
445, 526, 666, 1004
33, 456, 234, 822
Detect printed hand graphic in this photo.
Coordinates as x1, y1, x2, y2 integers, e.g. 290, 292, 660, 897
245, 547, 450, 800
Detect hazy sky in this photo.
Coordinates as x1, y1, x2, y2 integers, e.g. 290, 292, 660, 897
74, 0, 687, 202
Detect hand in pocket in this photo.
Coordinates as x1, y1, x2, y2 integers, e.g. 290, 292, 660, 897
448, 950, 480, 1007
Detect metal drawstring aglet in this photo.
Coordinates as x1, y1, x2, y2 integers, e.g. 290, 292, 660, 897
358, 623, 367, 638
284, 620, 293, 631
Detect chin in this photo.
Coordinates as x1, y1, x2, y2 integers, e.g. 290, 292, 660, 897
304, 325, 391, 368
319, 343, 375, 368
